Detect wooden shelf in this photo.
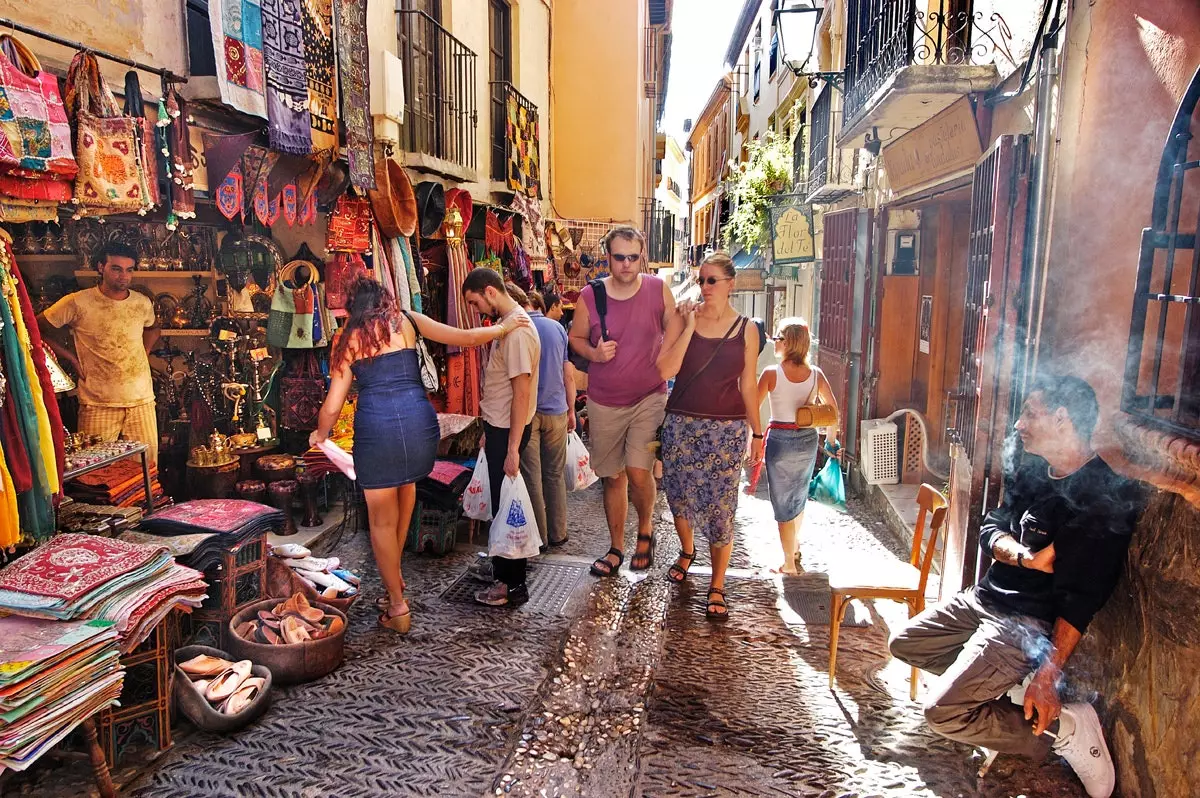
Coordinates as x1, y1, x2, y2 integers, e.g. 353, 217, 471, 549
159, 329, 210, 337
73, 270, 217, 280
18, 254, 79, 263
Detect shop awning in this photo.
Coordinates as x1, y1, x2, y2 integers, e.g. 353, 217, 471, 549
733, 247, 761, 271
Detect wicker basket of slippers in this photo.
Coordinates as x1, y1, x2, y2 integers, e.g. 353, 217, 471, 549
174, 645, 272, 732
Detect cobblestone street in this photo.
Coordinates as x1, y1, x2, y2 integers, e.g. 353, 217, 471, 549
12, 482, 1086, 798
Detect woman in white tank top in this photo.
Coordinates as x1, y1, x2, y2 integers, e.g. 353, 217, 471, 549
753, 318, 840, 573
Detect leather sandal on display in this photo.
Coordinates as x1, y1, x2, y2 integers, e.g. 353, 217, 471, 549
179, 654, 233, 678
590, 547, 624, 577
379, 603, 412, 634
630, 533, 656, 571
205, 660, 253, 703
220, 677, 265, 715
705, 588, 730, 622
666, 549, 696, 584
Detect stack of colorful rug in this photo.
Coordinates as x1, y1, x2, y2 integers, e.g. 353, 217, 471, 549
0, 617, 123, 775
132, 499, 283, 572
64, 458, 168, 510
0, 534, 207, 652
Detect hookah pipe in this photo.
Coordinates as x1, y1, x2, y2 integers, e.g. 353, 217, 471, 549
221, 383, 249, 429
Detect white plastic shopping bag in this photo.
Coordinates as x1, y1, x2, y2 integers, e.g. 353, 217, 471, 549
565, 431, 599, 491
317, 439, 356, 481
488, 475, 542, 560
462, 448, 492, 521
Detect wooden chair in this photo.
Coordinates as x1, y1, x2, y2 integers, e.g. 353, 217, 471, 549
827, 483, 948, 700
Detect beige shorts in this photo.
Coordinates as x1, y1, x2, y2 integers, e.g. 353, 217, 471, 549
587, 392, 668, 478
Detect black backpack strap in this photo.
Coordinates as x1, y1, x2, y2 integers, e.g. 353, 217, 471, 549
588, 278, 609, 341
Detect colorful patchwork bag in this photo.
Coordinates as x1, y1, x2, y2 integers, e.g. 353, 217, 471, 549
64, 52, 157, 215
0, 35, 77, 208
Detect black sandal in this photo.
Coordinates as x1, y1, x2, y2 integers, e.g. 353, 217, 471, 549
629, 533, 656, 571
706, 588, 730, 622
590, 547, 624, 577
666, 549, 695, 583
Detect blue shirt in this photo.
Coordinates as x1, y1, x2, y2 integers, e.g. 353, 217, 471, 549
529, 310, 569, 414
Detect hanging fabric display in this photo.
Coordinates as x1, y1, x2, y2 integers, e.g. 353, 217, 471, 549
443, 350, 480, 417
333, 0, 375, 191
0, 34, 78, 218
505, 90, 541, 198
281, 183, 298, 225
261, 0, 313, 155
326, 195, 372, 252
208, 0, 268, 118
443, 189, 479, 353
121, 71, 162, 211
216, 169, 245, 221
510, 193, 546, 259
325, 252, 369, 317
301, 0, 339, 153
397, 236, 423, 313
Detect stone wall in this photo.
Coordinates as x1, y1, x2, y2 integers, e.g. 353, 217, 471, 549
1071, 491, 1200, 797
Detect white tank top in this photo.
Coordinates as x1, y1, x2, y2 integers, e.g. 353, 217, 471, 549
767, 364, 818, 422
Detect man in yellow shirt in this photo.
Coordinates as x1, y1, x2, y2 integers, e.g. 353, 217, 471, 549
39, 242, 161, 464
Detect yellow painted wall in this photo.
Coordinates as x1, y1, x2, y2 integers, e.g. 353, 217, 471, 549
0, 0, 186, 95
552, 0, 644, 223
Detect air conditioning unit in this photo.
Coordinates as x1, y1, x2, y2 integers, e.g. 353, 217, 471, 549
860, 419, 900, 485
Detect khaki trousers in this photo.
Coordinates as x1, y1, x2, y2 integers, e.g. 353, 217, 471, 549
519, 411, 570, 545
78, 402, 159, 466
888, 587, 1055, 760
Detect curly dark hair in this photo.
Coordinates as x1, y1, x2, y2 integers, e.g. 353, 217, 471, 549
331, 277, 397, 371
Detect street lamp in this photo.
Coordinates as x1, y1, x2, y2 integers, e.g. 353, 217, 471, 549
775, 1, 843, 89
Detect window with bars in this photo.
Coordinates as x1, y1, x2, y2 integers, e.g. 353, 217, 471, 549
489, 0, 513, 182
1123, 67, 1200, 438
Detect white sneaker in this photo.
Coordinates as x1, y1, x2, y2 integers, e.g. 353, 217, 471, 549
1053, 702, 1115, 798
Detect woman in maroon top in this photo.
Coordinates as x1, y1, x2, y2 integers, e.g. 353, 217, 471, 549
658, 252, 764, 620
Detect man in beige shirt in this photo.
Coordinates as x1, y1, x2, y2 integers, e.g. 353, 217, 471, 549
40, 242, 160, 464
462, 267, 540, 607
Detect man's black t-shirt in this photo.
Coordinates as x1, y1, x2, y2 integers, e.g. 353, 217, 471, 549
977, 455, 1143, 633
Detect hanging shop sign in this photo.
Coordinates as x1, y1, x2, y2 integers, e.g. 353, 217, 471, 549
767, 198, 816, 267
881, 96, 983, 194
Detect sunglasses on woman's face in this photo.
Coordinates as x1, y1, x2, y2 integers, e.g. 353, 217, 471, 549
699, 276, 733, 286
610, 253, 642, 263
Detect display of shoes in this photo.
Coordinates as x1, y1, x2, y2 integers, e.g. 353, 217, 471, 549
267, 546, 359, 601
233, 593, 346, 645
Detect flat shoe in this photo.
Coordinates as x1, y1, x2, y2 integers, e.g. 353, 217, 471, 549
179, 654, 233, 678
280, 615, 313, 644
220, 676, 265, 715
205, 660, 253, 703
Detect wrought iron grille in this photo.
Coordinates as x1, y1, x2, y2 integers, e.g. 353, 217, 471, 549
843, 0, 1012, 127
1122, 66, 1200, 438
808, 87, 833, 195
820, 210, 858, 355
397, 10, 478, 171
641, 198, 675, 264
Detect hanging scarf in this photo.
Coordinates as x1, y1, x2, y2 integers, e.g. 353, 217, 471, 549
165, 88, 197, 219
333, 0, 374, 190
445, 242, 478, 354
262, 0, 313, 155
301, 0, 338, 153
208, 0, 268, 118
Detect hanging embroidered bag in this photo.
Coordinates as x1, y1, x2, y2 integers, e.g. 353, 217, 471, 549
65, 52, 157, 215
326, 194, 372, 252
280, 351, 325, 431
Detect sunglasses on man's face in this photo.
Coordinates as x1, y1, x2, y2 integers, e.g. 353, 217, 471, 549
610, 253, 642, 263
699, 276, 733, 286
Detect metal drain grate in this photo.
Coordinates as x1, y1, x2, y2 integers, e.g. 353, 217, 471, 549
782, 587, 871, 627
441, 560, 590, 615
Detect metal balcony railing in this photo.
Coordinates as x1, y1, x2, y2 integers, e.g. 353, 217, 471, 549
807, 87, 834, 193
397, 10, 478, 171
843, 0, 1012, 126
641, 198, 675, 265
490, 81, 540, 196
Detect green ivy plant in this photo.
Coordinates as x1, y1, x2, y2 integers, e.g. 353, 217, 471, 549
723, 130, 796, 253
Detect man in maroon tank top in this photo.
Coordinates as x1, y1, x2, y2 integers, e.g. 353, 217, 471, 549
569, 226, 692, 576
